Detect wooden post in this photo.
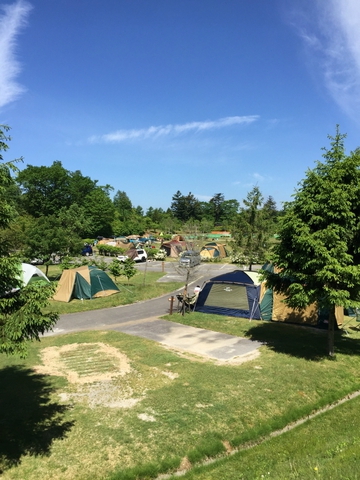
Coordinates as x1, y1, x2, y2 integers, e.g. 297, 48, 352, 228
168, 296, 174, 315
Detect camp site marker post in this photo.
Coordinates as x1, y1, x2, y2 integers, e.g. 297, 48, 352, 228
168, 296, 174, 315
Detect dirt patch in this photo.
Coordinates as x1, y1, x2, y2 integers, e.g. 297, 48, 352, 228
161, 370, 179, 380
34, 342, 141, 409
138, 413, 156, 422
34, 342, 131, 384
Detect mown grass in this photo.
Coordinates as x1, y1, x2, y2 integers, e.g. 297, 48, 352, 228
182, 393, 360, 479
43, 270, 183, 315
1, 315, 360, 479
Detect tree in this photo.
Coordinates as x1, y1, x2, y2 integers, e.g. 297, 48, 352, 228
85, 186, 115, 237
221, 199, 240, 226
210, 193, 225, 225
122, 258, 137, 284
0, 125, 57, 357
170, 190, 187, 221
17, 161, 72, 217
262, 127, 360, 356
170, 191, 201, 222
113, 190, 132, 221
108, 259, 123, 283
262, 195, 279, 236
232, 186, 269, 270
25, 205, 89, 274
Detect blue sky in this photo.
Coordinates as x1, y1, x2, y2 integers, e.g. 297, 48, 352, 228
1, 0, 360, 212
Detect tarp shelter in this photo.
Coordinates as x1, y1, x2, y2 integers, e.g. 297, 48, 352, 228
200, 242, 228, 259
195, 270, 262, 319
20, 263, 50, 286
53, 266, 119, 302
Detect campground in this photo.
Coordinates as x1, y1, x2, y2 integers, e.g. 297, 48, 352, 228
1, 262, 360, 479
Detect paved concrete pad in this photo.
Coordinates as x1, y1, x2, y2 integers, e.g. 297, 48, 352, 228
109, 318, 262, 362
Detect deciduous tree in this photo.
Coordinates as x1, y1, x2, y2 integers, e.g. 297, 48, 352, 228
0, 126, 57, 357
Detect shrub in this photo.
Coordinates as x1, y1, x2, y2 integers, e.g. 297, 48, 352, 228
97, 244, 125, 256
149, 248, 167, 261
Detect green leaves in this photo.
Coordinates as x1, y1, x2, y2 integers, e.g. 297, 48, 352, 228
0, 125, 58, 357
262, 127, 360, 355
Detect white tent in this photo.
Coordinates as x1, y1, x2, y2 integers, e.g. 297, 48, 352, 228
21, 263, 50, 286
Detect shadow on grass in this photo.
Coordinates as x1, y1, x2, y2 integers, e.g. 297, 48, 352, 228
0, 366, 74, 473
245, 322, 360, 360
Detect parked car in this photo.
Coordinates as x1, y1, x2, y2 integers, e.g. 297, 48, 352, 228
30, 258, 44, 265
117, 249, 147, 263
179, 250, 201, 268
81, 244, 93, 256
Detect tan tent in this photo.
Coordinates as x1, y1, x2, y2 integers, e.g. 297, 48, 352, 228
53, 266, 119, 302
259, 267, 344, 327
200, 242, 228, 259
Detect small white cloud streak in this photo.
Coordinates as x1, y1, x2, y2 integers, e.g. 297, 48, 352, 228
88, 115, 259, 144
289, 1, 360, 118
232, 172, 272, 187
195, 194, 212, 202
0, 0, 32, 108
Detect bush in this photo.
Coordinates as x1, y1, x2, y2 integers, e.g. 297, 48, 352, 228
146, 248, 167, 261
97, 244, 125, 256
153, 249, 167, 261
59, 256, 83, 271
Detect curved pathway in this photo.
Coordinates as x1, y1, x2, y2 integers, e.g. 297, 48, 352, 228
44, 263, 262, 362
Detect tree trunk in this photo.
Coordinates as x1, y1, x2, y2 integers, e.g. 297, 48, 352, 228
328, 304, 336, 357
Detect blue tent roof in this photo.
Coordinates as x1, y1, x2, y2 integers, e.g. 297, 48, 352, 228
209, 269, 256, 284
195, 269, 261, 319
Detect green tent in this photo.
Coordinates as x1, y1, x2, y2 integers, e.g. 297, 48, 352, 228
53, 265, 119, 302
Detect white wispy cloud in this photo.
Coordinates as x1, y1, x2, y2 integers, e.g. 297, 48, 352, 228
194, 194, 212, 202
232, 172, 271, 188
0, 0, 32, 109
289, 0, 360, 118
88, 115, 259, 144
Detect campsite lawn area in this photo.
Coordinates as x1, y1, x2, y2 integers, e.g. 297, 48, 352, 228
42, 269, 184, 315
1, 315, 360, 479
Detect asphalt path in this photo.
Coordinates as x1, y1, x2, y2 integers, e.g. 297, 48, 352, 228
44, 262, 263, 362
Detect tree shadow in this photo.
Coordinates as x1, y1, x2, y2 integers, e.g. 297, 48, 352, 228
245, 322, 360, 361
0, 366, 74, 473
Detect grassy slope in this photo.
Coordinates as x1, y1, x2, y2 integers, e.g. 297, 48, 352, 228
1, 314, 360, 479
183, 393, 360, 479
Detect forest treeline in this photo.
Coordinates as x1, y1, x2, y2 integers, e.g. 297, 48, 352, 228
4, 158, 280, 263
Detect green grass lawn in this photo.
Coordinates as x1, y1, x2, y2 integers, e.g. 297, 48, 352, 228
42, 269, 184, 315
1, 314, 360, 479
182, 393, 360, 479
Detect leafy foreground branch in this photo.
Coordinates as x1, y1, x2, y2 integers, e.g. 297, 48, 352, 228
0, 125, 57, 357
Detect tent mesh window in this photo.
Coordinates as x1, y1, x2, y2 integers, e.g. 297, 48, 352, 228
204, 283, 249, 310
